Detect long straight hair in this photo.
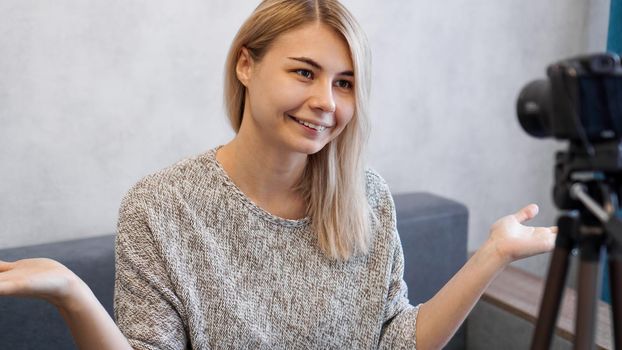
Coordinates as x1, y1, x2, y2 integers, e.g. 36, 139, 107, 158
224, 0, 372, 261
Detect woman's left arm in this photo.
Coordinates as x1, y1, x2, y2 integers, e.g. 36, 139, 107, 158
415, 204, 558, 350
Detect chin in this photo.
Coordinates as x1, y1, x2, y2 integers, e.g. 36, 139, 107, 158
291, 141, 328, 156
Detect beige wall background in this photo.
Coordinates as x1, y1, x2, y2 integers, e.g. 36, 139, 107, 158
0, 0, 611, 276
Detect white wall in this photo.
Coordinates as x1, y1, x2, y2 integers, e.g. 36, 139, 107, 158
0, 1, 610, 276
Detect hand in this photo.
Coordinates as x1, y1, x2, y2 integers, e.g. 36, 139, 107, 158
0, 258, 82, 308
487, 204, 558, 265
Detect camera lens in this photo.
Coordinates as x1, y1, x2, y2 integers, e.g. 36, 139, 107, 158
517, 80, 553, 138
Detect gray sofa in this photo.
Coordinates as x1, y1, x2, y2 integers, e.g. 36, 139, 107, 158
0, 192, 468, 349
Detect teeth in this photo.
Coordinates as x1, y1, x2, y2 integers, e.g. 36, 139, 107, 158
295, 118, 326, 132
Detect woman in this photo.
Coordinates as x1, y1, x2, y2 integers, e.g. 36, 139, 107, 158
0, 1, 557, 349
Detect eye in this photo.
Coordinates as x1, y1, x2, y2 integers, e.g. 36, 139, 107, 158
335, 79, 353, 90
294, 69, 314, 79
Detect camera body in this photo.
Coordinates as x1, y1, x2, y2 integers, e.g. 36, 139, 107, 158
517, 52, 622, 142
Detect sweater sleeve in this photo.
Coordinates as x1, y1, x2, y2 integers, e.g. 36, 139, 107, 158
113, 185, 188, 350
377, 229, 422, 349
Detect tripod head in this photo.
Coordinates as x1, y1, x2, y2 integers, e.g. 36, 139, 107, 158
551, 141, 622, 255
553, 141, 622, 209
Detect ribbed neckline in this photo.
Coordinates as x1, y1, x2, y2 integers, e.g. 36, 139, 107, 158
203, 146, 311, 228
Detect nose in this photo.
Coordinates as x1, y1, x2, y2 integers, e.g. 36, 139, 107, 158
309, 80, 336, 113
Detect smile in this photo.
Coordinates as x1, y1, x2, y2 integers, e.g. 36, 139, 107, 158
289, 115, 328, 132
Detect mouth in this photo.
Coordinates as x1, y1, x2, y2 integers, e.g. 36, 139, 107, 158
288, 115, 329, 132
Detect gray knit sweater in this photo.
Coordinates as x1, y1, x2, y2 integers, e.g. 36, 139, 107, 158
114, 147, 420, 350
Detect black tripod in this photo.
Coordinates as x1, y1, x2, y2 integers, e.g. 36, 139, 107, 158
531, 179, 622, 349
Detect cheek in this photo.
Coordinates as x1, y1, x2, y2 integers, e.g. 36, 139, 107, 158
278, 86, 308, 111
247, 74, 297, 117
257, 74, 307, 113
335, 96, 355, 127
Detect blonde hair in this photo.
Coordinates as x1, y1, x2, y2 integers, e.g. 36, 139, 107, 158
224, 0, 372, 261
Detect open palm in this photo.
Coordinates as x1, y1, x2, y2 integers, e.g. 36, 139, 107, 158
0, 258, 78, 307
488, 204, 558, 264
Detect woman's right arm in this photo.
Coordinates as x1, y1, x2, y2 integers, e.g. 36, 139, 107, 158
0, 258, 133, 350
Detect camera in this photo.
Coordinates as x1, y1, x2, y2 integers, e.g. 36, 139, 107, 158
517, 52, 622, 142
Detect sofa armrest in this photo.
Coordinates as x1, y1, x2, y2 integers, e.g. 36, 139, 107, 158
393, 192, 468, 304
393, 191, 469, 349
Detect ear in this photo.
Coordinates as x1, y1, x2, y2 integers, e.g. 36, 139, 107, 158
236, 47, 254, 87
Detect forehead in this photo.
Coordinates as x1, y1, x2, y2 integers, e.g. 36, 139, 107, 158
264, 23, 353, 71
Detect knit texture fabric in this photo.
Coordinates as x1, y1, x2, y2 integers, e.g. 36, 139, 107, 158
114, 147, 420, 349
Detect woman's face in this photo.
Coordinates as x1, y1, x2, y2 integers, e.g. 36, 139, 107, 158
237, 22, 355, 156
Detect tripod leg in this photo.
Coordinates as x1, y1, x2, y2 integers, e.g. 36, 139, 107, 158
609, 251, 622, 349
575, 234, 605, 350
531, 216, 575, 350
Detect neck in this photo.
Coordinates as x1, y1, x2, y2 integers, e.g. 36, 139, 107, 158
216, 132, 308, 218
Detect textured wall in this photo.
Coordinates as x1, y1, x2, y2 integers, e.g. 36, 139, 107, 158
0, 1, 610, 276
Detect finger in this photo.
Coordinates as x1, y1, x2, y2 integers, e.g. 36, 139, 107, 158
0, 280, 21, 296
536, 227, 557, 251
515, 204, 539, 223
0, 260, 14, 273
549, 226, 558, 234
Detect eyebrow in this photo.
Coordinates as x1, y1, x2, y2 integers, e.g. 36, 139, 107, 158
287, 56, 354, 76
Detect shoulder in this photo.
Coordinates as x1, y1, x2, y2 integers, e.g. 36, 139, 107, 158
364, 167, 394, 210
363, 168, 404, 260
364, 167, 398, 236
119, 150, 217, 212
